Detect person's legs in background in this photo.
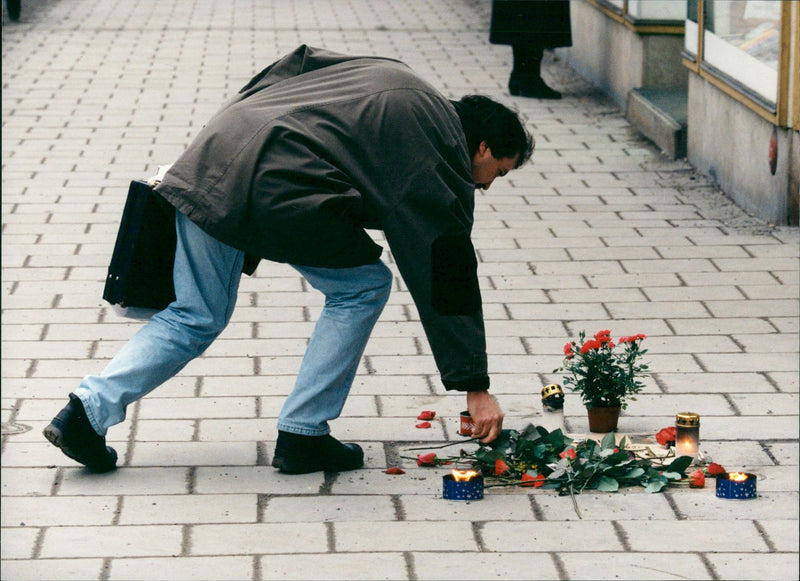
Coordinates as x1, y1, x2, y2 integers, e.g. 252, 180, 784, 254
509, 44, 562, 100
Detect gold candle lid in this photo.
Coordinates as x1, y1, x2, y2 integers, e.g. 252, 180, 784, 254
541, 384, 563, 398
676, 412, 700, 427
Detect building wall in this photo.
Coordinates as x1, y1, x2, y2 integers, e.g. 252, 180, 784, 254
557, 0, 686, 111
687, 74, 798, 226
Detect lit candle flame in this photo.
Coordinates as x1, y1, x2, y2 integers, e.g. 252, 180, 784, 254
451, 469, 478, 482
728, 472, 749, 482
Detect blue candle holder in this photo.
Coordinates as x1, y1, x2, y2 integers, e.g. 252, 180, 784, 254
443, 472, 484, 501
716, 472, 757, 500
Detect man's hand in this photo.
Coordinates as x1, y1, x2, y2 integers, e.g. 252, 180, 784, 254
467, 390, 504, 443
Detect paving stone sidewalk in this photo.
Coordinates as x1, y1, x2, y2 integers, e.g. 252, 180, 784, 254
2, 1, 798, 580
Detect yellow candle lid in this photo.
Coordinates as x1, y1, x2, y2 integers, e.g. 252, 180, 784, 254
676, 412, 700, 427
541, 384, 564, 398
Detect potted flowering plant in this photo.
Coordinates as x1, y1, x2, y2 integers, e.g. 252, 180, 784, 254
555, 330, 649, 432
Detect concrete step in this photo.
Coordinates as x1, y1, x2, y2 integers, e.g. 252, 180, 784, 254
626, 87, 687, 159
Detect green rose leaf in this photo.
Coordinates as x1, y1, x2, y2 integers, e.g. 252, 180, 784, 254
624, 467, 645, 479
600, 432, 616, 450
606, 451, 631, 465
665, 455, 694, 475
597, 475, 619, 492
645, 479, 667, 493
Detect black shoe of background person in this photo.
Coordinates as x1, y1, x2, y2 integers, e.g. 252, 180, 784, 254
271, 430, 364, 474
43, 394, 118, 473
509, 75, 562, 100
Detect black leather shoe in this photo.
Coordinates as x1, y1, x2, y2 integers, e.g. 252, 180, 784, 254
509, 76, 562, 100
272, 430, 364, 474
43, 394, 118, 473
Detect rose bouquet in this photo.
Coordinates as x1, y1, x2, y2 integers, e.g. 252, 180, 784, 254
555, 330, 650, 411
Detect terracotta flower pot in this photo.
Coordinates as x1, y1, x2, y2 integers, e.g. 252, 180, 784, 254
587, 405, 621, 432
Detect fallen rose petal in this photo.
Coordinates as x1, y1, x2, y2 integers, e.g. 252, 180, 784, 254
707, 462, 726, 476
416, 453, 437, 467
494, 459, 510, 476
417, 410, 436, 420
385, 467, 406, 475
415, 421, 431, 429
690, 469, 706, 488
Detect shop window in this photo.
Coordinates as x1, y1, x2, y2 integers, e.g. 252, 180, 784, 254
684, 0, 797, 126
704, 0, 781, 104
627, 1, 686, 21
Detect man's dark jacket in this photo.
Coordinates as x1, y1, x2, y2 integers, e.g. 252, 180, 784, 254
156, 45, 489, 392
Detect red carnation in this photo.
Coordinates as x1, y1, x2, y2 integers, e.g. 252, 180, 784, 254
416, 453, 437, 467
655, 426, 676, 447
707, 463, 726, 476
417, 410, 436, 420
563, 342, 575, 358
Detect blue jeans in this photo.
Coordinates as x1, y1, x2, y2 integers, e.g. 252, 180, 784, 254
75, 212, 391, 437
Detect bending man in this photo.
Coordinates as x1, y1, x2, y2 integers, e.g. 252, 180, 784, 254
44, 45, 534, 474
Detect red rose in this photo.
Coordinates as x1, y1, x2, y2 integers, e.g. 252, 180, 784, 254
689, 469, 705, 488
521, 472, 545, 488
594, 330, 612, 341
563, 342, 575, 358
416, 453, 437, 467
415, 422, 431, 429
385, 467, 406, 475
580, 339, 602, 354
655, 426, 676, 446
707, 463, 726, 476
417, 410, 436, 420
494, 459, 510, 476
559, 448, 577, 460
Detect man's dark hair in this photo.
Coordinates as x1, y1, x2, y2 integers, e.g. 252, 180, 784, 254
451, 95, 534, 168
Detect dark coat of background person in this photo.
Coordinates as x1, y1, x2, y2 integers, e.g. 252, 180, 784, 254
489, 0, 572, 49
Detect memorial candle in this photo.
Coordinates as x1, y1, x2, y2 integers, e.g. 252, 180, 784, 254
675, 412, 700, 459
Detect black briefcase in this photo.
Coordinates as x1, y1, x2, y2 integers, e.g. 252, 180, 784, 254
103, 180, 177, 310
